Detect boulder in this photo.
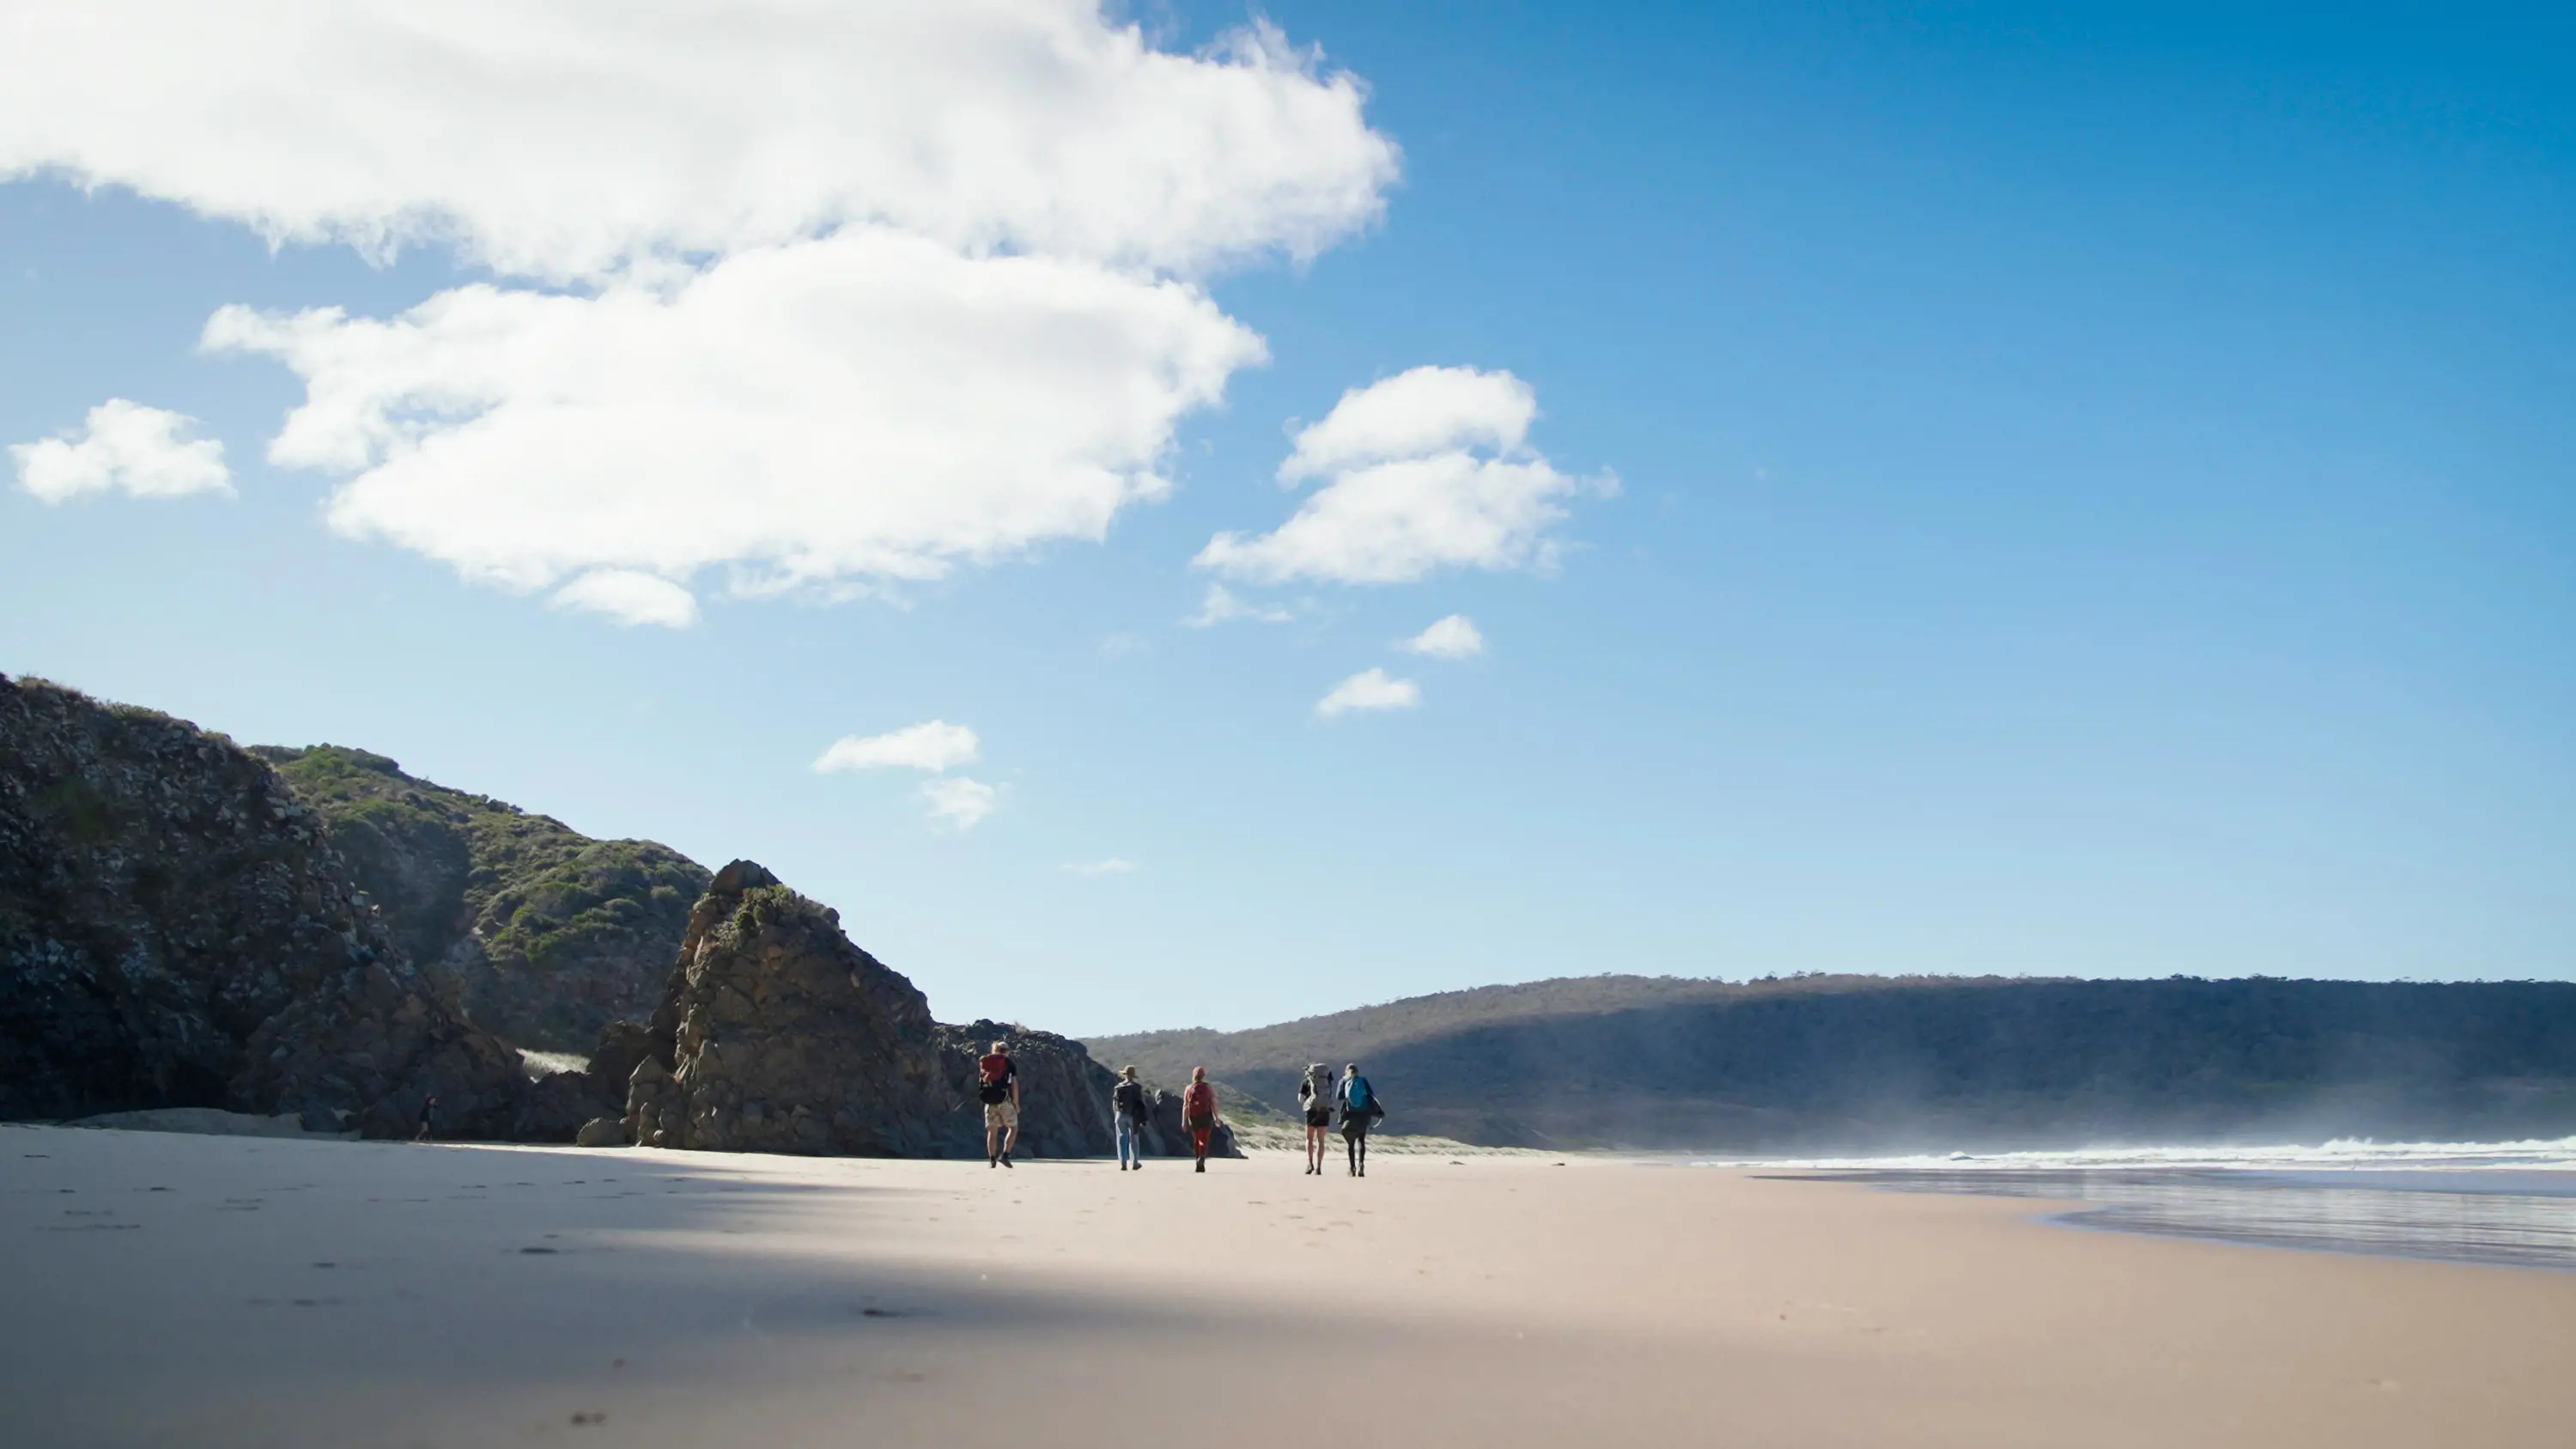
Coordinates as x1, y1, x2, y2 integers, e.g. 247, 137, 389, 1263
587, 1019, 656, 1099
575, 1117, 629, 1148
622, 861, 955, 1154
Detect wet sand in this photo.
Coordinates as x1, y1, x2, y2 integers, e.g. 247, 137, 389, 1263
5, 1123, 2573, 1447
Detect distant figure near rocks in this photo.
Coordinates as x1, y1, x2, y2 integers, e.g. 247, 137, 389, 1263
415, 1095, 437, 1143
1183, 1067, 1219, 1172
979, 1040, 1020, 1168
1113, 1065, 1150, 1171
1297, 1062, 1336, 1176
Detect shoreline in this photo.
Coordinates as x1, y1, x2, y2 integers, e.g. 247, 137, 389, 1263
1783, 1165, 2576, 1274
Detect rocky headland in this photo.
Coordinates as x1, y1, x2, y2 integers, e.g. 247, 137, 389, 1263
2, 674, 1213, 1158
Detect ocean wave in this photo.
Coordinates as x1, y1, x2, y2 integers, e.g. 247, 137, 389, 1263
1698, 1135, 2576, 1173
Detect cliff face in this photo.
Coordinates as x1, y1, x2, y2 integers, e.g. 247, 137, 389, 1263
254, 746, 708, 1053
0, 677, 550, 1138
624, 861, 957, 1154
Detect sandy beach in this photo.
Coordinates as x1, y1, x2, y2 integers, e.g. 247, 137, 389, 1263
6, 1123, 2572, 1448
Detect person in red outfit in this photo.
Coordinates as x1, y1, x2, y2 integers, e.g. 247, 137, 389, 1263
1182, 1066, 1220, 1172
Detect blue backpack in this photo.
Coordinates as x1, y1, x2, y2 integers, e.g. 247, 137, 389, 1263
1344, 1076, 1374, 1114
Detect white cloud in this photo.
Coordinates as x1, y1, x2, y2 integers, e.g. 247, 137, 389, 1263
550, 569, 699, 628
813, 721, 981, 775
203, 236, 1261, 600
1062, 857, 1139, 876
0, 3, 1399, 622
1278, 367, 1535, 483
920, 776, 1003, 831
1400, 613, 1484, 659
814, 720, 1002, 830
1182, 582, 1294, 627
1195, 366, 1607, 585
10, 399, 232, 502
1315, 667, 1420, 718
0, 4, 1395, 282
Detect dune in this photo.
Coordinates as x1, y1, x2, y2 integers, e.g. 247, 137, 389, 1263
4, 1123, 2570, 1447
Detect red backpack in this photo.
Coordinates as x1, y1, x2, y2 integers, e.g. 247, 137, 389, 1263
1183, 1081, 1216, 1118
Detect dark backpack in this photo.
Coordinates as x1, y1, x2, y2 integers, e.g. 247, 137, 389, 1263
977, 1056, 1013, 1105
1113, 1080, 1147, 1119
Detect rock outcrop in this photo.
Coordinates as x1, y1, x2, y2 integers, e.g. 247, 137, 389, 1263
612, 863, 1235, 1159
0, 676, 542, 1137
623, 861, 956, 1154
253, 746, 708, 1052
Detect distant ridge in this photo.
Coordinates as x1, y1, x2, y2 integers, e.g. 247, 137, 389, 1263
1085, 974, 2576, 1152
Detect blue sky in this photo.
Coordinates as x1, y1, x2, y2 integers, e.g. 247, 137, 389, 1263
3, 2, 2569, 1035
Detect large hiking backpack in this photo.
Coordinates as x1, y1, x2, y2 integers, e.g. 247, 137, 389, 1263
1343, 1075, 1373, 1114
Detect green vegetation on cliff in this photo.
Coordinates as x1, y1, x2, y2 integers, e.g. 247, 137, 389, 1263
253, 745, 708, 1052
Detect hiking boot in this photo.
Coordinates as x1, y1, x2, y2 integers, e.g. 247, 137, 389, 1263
1194, 1160, 1205, 1173
1001, 1152, 1013, 1169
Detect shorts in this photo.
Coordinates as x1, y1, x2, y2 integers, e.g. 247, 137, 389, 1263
982, 1099, 1018, 1129
1304, 1108, 1332, 1128
1340, 1117, 1370, 1138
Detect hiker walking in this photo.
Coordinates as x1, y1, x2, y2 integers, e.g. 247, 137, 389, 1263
978, 1039, 1021, 1168
1112, 1064, 1151, 1171
1338, 1062, 1382, 1177
1182, 1066, 1220, 1173
414, 1094, 438, 1143
1297, 1062, 1336, 1175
